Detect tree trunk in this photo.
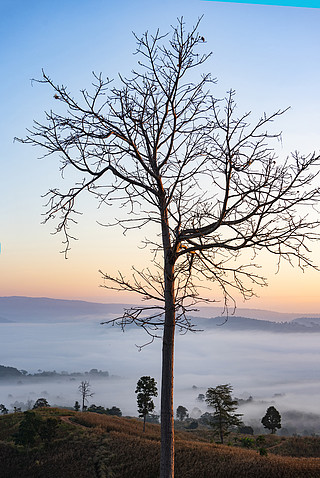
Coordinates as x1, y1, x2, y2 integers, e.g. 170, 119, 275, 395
160, 214, 175, 477
160, 267, 175, 478
143, 414, 146, 433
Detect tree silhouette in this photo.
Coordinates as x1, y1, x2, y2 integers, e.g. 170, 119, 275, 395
0, 404, 8, 414
261, 406, 281, 434
176, 405, 188, 421
135, 376, 158, 432
33, 398, 50, 409
18, 18, 320, 477
205, 384, 242, 443
78, 381, 94, 411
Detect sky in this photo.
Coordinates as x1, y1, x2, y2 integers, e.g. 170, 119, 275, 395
0, 0, 320, 312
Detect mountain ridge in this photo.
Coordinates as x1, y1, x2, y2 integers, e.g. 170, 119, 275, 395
0, 296, 319, 328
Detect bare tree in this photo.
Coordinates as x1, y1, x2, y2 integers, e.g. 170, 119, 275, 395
78, 381, 94, 411
18, 18, 320, 477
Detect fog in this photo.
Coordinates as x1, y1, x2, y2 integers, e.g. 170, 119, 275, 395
1, 320, 320, 433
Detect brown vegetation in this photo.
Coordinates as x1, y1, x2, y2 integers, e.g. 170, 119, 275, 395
1, 408, 320, 477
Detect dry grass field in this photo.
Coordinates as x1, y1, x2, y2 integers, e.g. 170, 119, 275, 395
1, 408, 320, 477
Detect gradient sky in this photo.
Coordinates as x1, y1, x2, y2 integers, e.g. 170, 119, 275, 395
0, 0, 319, 312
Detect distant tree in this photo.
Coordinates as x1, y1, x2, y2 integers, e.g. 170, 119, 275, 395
261, 406, 281, 434
87, 404, 122, 416
199, 412, 213, 426
205, 384, 242, 443
176, 405, 188, 421
74, 400, 81, 412
197, 394, 205, 402
33, 398, 50, 409
0, 404, 8, 414
136, 376, 158, 432
87, 404, 105, 413
78, 381, 94, 411
106, 406, 122, 417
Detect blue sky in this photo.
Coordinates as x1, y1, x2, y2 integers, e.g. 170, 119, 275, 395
0, 0, 319, 311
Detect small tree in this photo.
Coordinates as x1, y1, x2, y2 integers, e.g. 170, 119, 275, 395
136, 376, 158, 432
74, 400, 81, 411
261, 406, 281, 434
176, 405, 188, 421
205, 384, 242, 443
33, 398, 50, 409
0, 404, 8, 415
78, 381, 94, 411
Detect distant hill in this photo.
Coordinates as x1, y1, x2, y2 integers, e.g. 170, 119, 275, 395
0, 296, 133, 323
292, 317, 320, 327
0, 296, 319, 329
192, 306, 320, 322
0, 365, 23, 378
193, 316, 320, 333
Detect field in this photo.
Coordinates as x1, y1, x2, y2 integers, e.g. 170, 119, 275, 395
1, 408, 320, 477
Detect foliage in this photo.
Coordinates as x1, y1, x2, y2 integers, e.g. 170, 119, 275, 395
13, 410, 59, 447
74, 401, 81, 412
262, 406, 282, 434
135, 376, 158, 432
33, 398, 50, 409
205, 384, 243, 443
87, 404, 122, 417
0, 404, 8, 414
241, 437, 255, 448
176, 406, 189, 421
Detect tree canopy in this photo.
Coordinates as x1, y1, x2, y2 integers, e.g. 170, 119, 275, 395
205, 384, 242, 443
262, 406, 282, 434
136, 376, 158, 432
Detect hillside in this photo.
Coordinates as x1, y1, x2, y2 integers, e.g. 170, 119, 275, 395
1, 408, 320, 477
1, 296, 320, 332
194, 316, 320, 333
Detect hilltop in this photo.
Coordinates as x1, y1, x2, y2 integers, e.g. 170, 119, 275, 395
1, 408, 320, 477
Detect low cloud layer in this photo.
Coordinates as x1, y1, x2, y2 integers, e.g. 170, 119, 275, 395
1, 321, 320, 432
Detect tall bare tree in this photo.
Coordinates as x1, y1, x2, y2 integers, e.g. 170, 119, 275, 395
78, 381, 94, 411
18, 18, 320, 477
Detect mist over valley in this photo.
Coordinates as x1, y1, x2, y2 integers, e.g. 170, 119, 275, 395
1, 297, 320, 435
